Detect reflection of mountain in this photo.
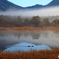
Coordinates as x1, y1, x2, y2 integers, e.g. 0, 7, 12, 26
5, 42, 50, 52
0, 0, 59, 11
0, 40, 11, 50
1, 31, 59, 50
0, 39, 20, 50
0, 31, 41, 50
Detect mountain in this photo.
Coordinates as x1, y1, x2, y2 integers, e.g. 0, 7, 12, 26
26, 0, 59, 9
25, 4, 43, 9
46, 0, 59, 7
0, 0, 23, 11
0, 0, 59, 11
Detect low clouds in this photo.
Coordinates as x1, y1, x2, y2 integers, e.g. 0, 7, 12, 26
0, 6, 59, 17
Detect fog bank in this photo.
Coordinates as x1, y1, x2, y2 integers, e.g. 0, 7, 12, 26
0, 6, 59, 17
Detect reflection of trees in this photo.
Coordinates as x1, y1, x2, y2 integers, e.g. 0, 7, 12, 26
0, 31, 41, 39
31, 32, 40, 39
10, 31, 40, 39
42, 31, 49, 38
12, 31, 40, 39
24, 32, 29, 37
53, 31, 59, 38
13, 33, 22, 39
0, 31, 9, 37
0, 31, 22, 39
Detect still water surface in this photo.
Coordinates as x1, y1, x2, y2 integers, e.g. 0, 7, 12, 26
0, 30, 59, 51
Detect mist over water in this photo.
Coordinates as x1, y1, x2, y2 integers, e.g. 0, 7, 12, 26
0, 6, 59, 17
0, 30, 59, 50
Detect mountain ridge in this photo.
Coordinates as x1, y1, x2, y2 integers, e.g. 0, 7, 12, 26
0, 0, 23, 11
46, 0, 59, 6
0, 0, 59, 11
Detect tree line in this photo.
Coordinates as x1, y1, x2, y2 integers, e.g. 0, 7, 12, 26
0, 15, 59, 27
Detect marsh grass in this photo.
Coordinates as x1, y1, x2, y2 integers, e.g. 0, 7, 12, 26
0, 49, 59, 59
0, 27, 59, 31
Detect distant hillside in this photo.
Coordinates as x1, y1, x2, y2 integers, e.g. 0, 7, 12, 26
46, 0, 59, 7
0, 0, 59, 11
25, 4, 43, 9
26, 0, 59, 9
0, 0, 23, 11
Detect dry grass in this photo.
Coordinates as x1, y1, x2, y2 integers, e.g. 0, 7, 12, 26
0, 49, 59, 59
0, 27, 59, 31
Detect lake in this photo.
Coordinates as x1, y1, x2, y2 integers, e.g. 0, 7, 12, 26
0, 30, 59, 51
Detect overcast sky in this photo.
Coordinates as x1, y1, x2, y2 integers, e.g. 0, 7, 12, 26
8, 0, 52, 7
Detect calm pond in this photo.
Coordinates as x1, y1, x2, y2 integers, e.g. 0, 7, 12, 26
0, 30, 59, 51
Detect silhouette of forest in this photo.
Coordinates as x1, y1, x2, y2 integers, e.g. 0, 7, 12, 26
0, 15, 59, 27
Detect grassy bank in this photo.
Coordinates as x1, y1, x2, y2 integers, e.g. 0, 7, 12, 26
0, 27, 59, 31
0, 49, 59, 59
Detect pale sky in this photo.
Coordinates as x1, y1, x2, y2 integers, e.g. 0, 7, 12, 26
8, 0, 52, 7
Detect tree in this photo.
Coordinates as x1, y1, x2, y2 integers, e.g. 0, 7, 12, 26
16, 16, 22, 23
31, 16, 41, 27
24, 18, 29, 25
42, 18, 50, 26
52, 19, 59, 26
0, 15, 7, 23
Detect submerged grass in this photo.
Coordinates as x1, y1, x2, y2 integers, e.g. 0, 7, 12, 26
0, 49, 59, 59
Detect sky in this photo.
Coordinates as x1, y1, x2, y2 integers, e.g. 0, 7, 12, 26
8, 0, 52, 7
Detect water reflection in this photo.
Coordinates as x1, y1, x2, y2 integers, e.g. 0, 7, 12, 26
5, 42, 51, 52
0, 30, 59, 50
0, 31, 41, 39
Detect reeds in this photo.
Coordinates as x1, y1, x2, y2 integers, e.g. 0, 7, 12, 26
0, 49, 59, 59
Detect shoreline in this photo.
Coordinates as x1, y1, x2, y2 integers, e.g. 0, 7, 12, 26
0, 27, 59, 31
